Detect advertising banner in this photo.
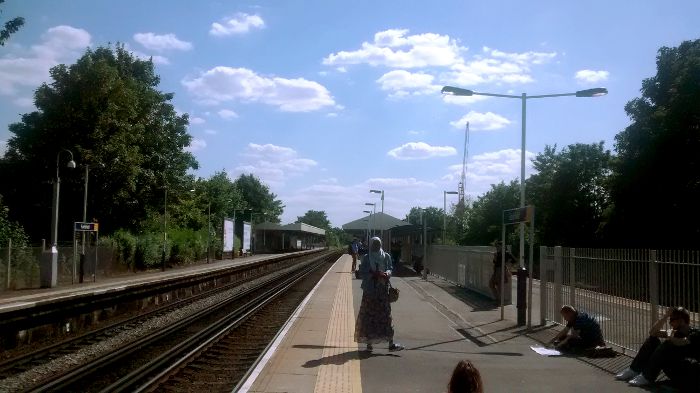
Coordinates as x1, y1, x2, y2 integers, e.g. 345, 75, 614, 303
242, 222, 252, 253
223, 219, 234, 252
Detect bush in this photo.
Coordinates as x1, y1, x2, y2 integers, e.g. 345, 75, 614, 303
168, 228, 206, 265
109, 230, 137, 271
135, 232, 163, 269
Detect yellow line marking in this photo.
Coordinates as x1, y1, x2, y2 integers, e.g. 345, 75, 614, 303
314, 257, 362, 393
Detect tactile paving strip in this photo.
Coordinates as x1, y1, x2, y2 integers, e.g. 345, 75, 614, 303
313, 258, 362, 393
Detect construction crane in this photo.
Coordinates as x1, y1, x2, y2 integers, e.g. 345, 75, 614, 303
457, 122, 469, 207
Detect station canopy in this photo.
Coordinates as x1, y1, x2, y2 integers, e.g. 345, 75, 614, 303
255, 222, 326, 236
341, 212, 411, 232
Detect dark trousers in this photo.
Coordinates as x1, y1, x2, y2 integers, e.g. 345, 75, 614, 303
631, 336, 699, 391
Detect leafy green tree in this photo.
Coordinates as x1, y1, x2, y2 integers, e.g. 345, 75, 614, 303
461, 181, 520, 245
233, 174, 284, 223
295, 210, 331, 229
607, 39, 700, 247
0, 0, 24, 46
0, 195, 28, 247
0, 44, 197, 239
528, 143, 611, 246
405, 206, 445, 241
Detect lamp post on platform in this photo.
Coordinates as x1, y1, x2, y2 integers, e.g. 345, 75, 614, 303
364, 202, 376, 237
363, 210, 372, 245
46, 149, 76, 288
443, 191, 459, 244
369, 189, 384, 239
441, 86, 607, 268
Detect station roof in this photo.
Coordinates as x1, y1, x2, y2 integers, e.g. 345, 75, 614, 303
341, 212, 411, 231
255, 222, 326, 236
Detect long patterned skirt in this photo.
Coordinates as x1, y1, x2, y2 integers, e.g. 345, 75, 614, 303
354, 286, 394, 344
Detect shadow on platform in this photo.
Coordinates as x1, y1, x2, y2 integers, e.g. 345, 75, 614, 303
301, 349, 400, 368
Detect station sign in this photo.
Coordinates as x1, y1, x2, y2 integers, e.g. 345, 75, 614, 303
74, 222, 99, 232
503, 206, 534, 225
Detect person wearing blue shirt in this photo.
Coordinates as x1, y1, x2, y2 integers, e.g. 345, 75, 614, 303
550, 305, 605, 351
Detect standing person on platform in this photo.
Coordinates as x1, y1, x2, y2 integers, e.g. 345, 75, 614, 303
349, 238, 360, 273
616, 307, 699, 390
354, 237, 404, 352
447, 359, 484, 393
489, 240, 516, 301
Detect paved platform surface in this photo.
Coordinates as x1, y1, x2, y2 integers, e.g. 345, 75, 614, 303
242, 255, 641, 392
0, 251, 313, 314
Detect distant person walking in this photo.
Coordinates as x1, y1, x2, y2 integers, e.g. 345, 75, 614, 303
349, 238, 360, 272
447, 359, 484, 393
489, 240, 516, 301
354, 237, 403, 352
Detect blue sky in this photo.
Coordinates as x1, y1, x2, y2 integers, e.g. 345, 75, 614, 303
1, 0, 699, 227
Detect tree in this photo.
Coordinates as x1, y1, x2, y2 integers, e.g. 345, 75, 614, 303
0, 0, 24, 46
295, 210, 331, 229
461, 181, 520, 246
233, 174, 284, 223
405, 206, 445, 242
0, 195, 28, 247
527, 143, 611, 246
0, 44, 197, 239
607, 39, 700, 247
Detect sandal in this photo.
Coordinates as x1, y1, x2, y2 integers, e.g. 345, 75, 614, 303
389, 343, 404, 351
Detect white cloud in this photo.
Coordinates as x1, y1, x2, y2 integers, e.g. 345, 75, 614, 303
204, 129, 217, 135
182, 66, 336, 112
407, 130, 423, 135
441, 47, 555, 87
0, 25, 91, 96
326, 112, 338, 118
441, 94, 489, 106
387, 142, 457, 160
234, 143, 317, 187
210, 13, 265, 36
336, 67, 347, 73
133, 33, 192, 52
443, 148, 535, 195
450, 111, 511, 131
124, 43, 170, 65
217, 109, 239, 119
190, 116, 205, 125
323, 29, 464, 69
376, 70, 440, 97
185, 138, 207, 152
575, 69, 609, 83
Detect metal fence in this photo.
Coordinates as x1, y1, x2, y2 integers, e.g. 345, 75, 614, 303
428, 244, 512, 302
539, 246, 700, 354
0, 241, 123, 290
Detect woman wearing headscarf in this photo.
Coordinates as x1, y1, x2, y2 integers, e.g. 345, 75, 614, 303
354, 237, 404, 351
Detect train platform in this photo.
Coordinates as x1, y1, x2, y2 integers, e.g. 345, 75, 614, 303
0, 251, 313, 314
240, 255, 640, 393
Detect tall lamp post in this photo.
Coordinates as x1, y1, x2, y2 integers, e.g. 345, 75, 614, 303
443, 191, 459, 244
365, 202, 376, 237
47, 149, 76, 288
441, 86, 607, 268
362, 210, 372, 245
369, 189, 384, 239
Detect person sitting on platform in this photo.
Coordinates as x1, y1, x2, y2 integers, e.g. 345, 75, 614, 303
447, 359, 484, 393
354, 237, 404, 352
550, 305, 605, 352
615, 307, 699, 391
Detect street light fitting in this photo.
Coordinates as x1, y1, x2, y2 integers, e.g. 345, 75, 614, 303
575, 87, 608, 97
445, 191, 459, 195
67, 160, 76, 169
365, 202, 375, 206
363, 210, 371, 213
441, 86, 473, 96
369, 189, 382, 194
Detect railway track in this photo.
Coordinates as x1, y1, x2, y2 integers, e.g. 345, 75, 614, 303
0, 252, 317, 381
16, 250, 340, 392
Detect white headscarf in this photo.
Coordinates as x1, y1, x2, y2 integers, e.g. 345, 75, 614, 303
368, 236, 388, 270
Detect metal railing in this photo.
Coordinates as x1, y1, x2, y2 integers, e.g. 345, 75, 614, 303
428, 244, 512, 302
0, 242, 123, 290
539, 246, 700, 354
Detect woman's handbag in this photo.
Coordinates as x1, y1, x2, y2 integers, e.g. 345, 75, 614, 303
388, 281, 399, 302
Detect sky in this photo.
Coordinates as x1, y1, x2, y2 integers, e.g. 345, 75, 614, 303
1, 0, 699, 227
